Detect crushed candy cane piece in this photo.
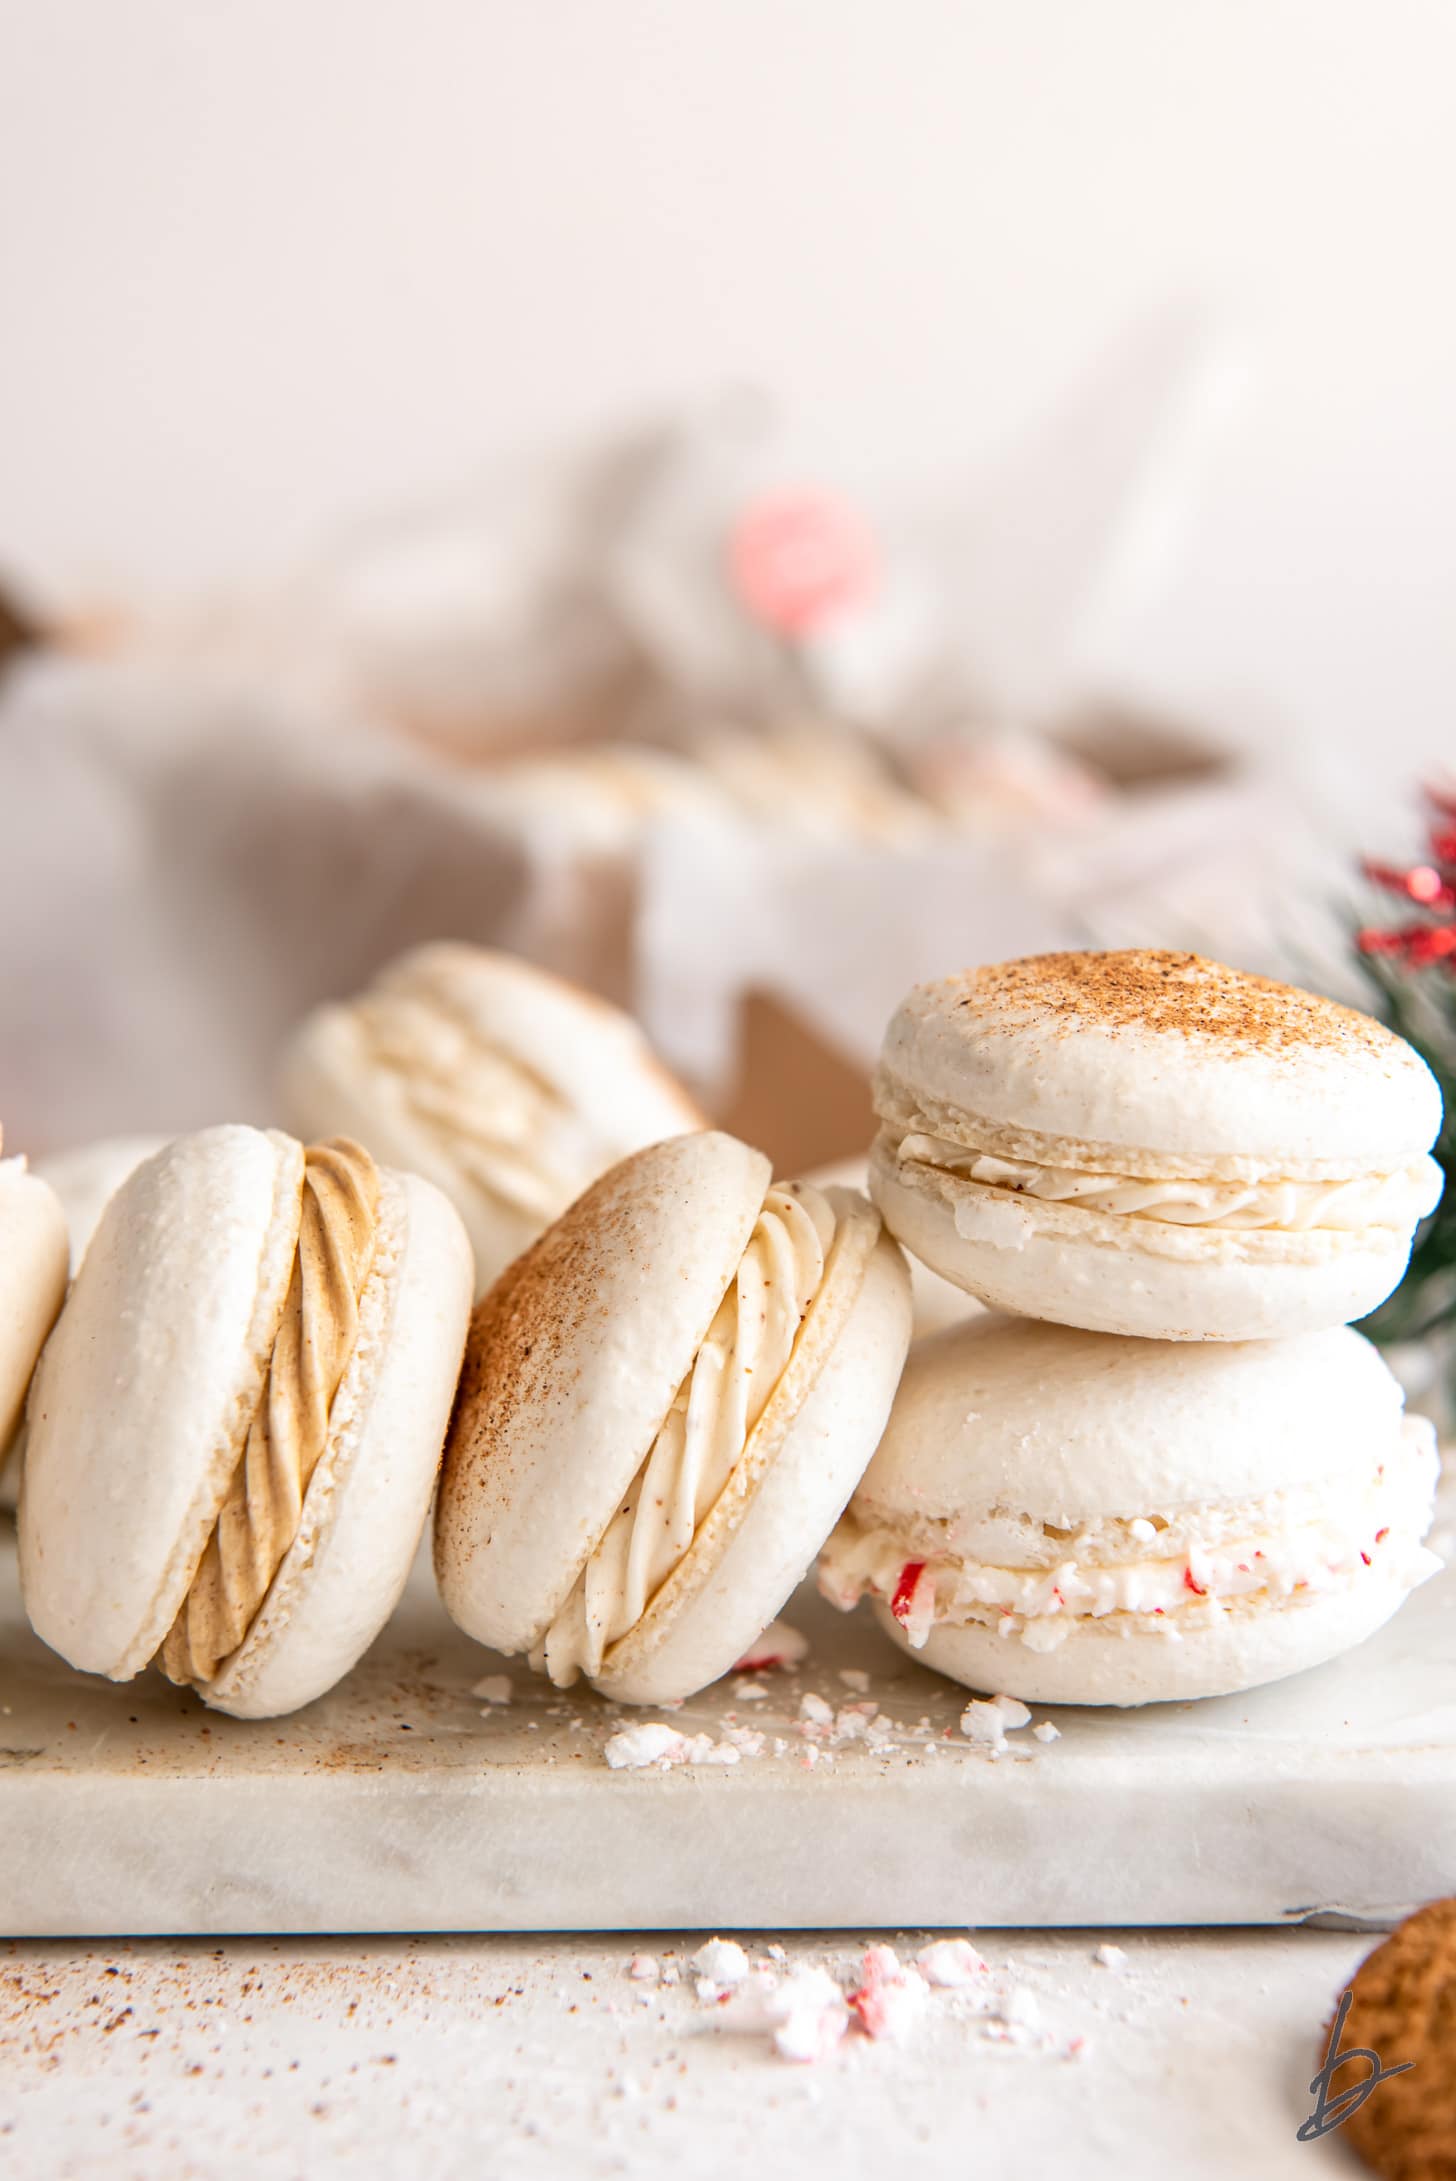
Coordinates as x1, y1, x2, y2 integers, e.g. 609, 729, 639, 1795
847, 1945, 930, 2043
915, 1939, 988, 1988
715, 1965, 849, 2064
603, 1723, 741, 1770
605, 1723, 683, 1770
991, 1695, 1031, 1729
733, 1620, 809, 1672
1094, 1944, 1128, 1972
627, 1954, 659, 1983
889, 1559, 936, 1646
732, 1678, 770, 1702
798, 1692, 834, 1728
1032, 1721, 1060, 1743
471, 1674, 513, 1705
959, 1700, 1009, 1747
692, 1938, 750, 1988
837, 1668, 871, 1692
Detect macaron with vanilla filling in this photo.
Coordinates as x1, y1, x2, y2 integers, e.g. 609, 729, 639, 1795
279, 942, 706, 1295
20, 1125, 472, 1718
871, 950, 1443, 1341
435, 1130, 913, 1704
819, 1314, 1442, 1705
0, 1138, 69, 1478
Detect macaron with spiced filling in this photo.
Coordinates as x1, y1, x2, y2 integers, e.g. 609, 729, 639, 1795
435, 1130, 912, 1704
869, 949, 1443, 1341
0, 1140, 69, 1484
20, 1125, 472, 1718
279, 943, 706, 1296
1, 1134, 168, 1512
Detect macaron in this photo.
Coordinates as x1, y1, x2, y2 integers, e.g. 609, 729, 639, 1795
0, 1134, 168, 1511
20, 1125, 472, 1718
870, 950, 1443, 1341
435, 1129, 912, 1704
279, 942, 705, 1295
0, 1147, 69, 1470
818, 1314, 1441, 1705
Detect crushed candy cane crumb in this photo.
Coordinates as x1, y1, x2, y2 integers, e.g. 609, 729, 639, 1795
602, 1723, 741, 1771
847, 1945, 930, 2043
916, 1939, 989, 1988
691, 1938, 750, 1989
471, 1674, 513, 1706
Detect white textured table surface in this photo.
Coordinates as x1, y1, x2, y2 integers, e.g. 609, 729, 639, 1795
0, 1926, 1377, 2179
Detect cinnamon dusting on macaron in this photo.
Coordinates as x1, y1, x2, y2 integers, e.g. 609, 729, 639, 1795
954, 950, 1399, 1056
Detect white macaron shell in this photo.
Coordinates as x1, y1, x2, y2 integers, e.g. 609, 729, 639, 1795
854, 1316, 1406, 1527
869, 1141, 1420, 1342
203, 1170, 473, 1719
0, 1162, 69, 1452
36, 1134, 173, 1272
434, 1131, 771, 1655
0, 1136, 170, 1515
594, 1220, 913, 1704
19, 1127, 302, 1681
880, 967, 1442, 1169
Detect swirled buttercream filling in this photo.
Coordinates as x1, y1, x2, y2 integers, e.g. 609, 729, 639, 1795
818, 1420, 1440, 1653
890, 1130, 1440, 1234
534, 1182, 837, 1687
352, 991, 604, 1226
161, 1138, 381, 1688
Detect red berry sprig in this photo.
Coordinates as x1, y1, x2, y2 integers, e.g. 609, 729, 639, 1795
1356, 786, 1456, 970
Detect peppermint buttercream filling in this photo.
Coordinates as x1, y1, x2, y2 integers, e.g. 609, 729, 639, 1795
818, 1418, 1441, 1653
161, 1138, 381, 1688
534, 1182, 837, 1687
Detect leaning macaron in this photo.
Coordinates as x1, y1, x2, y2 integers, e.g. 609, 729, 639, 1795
0, 1146, 69, 1469
819, 1314, 1441, 1705
20, 1125, 472, 1718
870, 950, 1443, 1341
279, 942, 705, 1295
0, 1133, 168, 1511
435, 1129, 912, 1704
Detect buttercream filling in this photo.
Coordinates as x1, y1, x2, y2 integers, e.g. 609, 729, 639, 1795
534, 1182, 837, 1687
818, 1418, 1440, 1653
352, 990, 604, 1225
890, 1129, 1440, 1234
161, 1138, 381, 1688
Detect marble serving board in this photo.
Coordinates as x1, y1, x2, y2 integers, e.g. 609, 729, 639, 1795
2, 1509, 1454, 1939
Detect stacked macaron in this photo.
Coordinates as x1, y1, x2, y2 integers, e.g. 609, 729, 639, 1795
822, 949, 1446, 1704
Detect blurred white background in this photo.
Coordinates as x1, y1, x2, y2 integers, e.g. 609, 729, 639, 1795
2, 0, 1454, 780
